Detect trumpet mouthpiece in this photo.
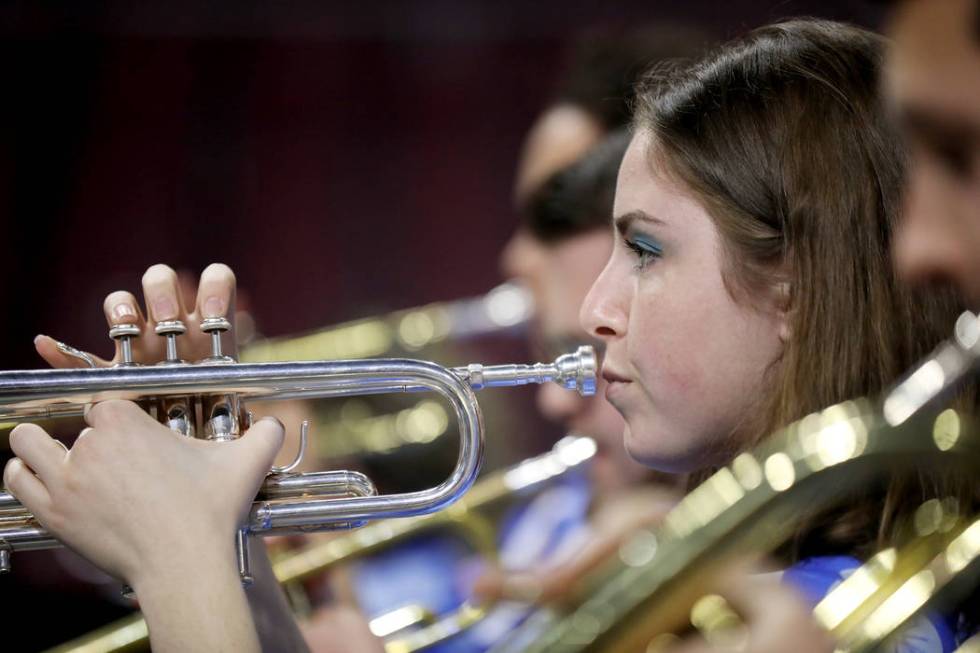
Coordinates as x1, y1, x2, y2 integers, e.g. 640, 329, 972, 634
454, 345, 597, 396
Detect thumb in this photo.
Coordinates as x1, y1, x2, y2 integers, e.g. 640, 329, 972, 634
235, 417, 286, 490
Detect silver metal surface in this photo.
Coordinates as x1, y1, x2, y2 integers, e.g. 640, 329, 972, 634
269, 420, 309, 474
0, 347, 595, 562
108, 324, 140, 366
54, 341, 96, 369
200, 317, 234, 364
154, 319, 187, 364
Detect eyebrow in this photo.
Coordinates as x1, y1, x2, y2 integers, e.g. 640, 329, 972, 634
613, 210, 667, 234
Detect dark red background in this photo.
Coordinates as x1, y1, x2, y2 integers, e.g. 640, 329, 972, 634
0, 0, 882, 369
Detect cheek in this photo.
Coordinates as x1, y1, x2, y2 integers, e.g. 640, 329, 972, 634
622, 272, 783, 469
626, 281, 721, 396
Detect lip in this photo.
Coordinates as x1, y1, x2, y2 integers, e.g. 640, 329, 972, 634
600, 364, 631, 385
600, 363, 632, 402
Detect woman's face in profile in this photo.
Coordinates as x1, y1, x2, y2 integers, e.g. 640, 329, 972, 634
580, 132, 786, 473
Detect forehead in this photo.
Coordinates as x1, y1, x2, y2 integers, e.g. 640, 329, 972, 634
615, 132, 710, 230
886, 0, 980, 123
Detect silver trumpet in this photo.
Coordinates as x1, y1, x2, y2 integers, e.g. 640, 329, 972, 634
0, 315, 595, 579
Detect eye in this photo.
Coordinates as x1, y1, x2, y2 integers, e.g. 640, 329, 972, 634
930, 140, 975, 180
624, 234, 663, 270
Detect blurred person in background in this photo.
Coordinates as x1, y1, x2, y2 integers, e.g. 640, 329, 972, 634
886, 0, 980, 305
300, 27, 709, 652
469, 131, 683, 620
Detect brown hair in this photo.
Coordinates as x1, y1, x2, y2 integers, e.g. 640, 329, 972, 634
634, 19, 977, 558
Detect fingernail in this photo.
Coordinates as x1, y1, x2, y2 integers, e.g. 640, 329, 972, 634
150, 297, 177, 321
112, 303, 137, 323
203, 295, 226, 318
259, 416, 285, 430
34, 334, 44, 345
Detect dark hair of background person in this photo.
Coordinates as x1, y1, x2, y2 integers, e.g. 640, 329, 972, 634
554, 25, 714, 132
634, 18, 978, 560
522, 128, 630, 243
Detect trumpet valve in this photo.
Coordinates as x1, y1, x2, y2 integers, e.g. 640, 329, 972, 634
160, 396, 196, 438
202, 394, 241, 441
154, 319, 187, 364
109, 323, 141, 366
200, 317, 235, 364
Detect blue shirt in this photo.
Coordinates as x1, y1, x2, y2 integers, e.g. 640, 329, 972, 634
348, 470, 593, 652
784, 555, 969, 653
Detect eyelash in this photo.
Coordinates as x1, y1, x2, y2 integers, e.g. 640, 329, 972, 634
624, 236, 663, 270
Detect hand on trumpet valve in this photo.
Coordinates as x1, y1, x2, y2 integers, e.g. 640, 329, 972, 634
34, 263, 238, 369
3, 401, 285, 588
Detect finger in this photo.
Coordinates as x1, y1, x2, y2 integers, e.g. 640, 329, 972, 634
234, 417, 286, 490
103, 290, 144, 328
709, 561, 778, 622
101, 290, 148, 362
84, 399, 151, 430
3, 458, 52, 515
141, 264, 187, 325
75, 426, 95, 444
34, 335, 112, 369
8, 423, 68, 482
196, 263, 237, 319
472, 569, 505, 601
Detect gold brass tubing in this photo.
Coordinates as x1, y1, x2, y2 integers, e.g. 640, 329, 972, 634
384, 602, 490, 653
370, 604, 438, 639
272, 473, 511, 587
43, 437, 595, 653
822, 513, 980, 653
815, 516, 970, 642
239, 282, 532, 363
522, 403, 980, 652
44, 613, 148, 653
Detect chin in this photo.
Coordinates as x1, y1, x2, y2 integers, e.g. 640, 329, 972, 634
623, 423, 699, 475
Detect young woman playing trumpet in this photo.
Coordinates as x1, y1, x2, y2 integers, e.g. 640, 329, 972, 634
4, 17, 978, 653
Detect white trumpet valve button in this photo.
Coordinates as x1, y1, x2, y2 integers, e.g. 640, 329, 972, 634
108, 324, 140, 339
154, 320, 187, 336
200, 317, 232, 333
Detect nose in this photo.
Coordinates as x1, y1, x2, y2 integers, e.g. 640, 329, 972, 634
580, 256, 628, 343
893, 168, 965, 289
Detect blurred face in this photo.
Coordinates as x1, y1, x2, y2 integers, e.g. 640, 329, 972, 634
514, 104, 604, 206
502, 229, 650, 491
580, 132, 785, 473
886, 0, 980, 304
506, 102, 651, 491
